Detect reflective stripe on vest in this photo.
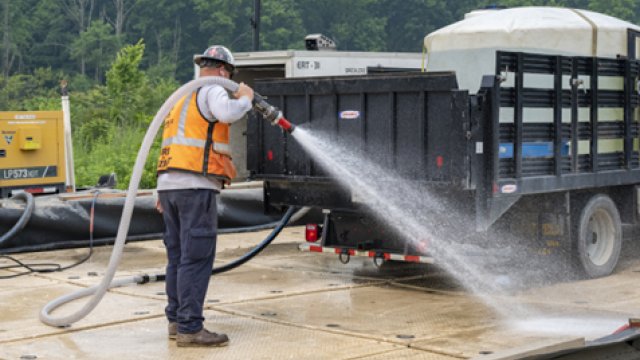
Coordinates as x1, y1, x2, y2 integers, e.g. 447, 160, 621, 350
161, 136, 206, 148
161, 136, 229, 153
213, 142, 230, 153
162, 93, 230, 155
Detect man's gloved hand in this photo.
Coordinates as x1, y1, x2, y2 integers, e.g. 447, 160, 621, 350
234, 82, 254, 102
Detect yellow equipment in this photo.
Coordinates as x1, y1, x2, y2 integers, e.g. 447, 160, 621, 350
0, 111, 66, 197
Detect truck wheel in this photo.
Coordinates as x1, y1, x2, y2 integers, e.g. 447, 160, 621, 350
573, 194, 621, 278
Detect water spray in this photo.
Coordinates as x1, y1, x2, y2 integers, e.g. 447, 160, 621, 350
253, 93, 296, 133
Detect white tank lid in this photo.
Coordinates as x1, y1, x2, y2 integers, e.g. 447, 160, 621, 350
425, 7, 640, 58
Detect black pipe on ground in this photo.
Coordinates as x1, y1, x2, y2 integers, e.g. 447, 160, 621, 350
0, 192, 34, 248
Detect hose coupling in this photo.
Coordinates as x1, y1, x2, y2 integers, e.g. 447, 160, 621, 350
253, 93, 295, 133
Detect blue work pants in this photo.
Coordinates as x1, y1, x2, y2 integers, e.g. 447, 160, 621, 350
158, 189, 218, 334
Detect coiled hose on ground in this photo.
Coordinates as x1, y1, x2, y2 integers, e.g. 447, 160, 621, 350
40, 76, 298, 327
0, 192, 35, 247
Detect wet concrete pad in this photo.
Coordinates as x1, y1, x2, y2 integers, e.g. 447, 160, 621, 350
410, 324, 565, 359
0, 282, 164, 343
90, 263, 383, 305
407, 293, 632, 358
221, 284, 496, 346
512, 271, 640, 312
0, 271, 58, 291
0, 311, 403, 360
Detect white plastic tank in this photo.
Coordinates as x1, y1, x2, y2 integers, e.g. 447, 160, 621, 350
425, 7, 640, 155
424, 7, 640, 92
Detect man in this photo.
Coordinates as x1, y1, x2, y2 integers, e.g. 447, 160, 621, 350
156, 45, 254, 347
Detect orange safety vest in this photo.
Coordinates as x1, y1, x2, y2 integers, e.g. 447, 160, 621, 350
157, 89, 237, 183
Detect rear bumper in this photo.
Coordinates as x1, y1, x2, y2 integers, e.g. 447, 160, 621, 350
299, 243, 434, 264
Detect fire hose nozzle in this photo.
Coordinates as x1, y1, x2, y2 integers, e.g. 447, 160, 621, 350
275, 116, 295, 133
253, 93, 295, 133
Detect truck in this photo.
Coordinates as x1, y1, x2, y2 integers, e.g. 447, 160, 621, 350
244, 8, 640, 279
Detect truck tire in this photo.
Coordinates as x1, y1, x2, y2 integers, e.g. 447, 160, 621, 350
573, 194, 622, 278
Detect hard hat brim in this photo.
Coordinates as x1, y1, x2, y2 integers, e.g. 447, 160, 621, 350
193, 55, 206, 65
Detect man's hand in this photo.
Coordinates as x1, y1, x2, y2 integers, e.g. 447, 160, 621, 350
234, 82, 254, 102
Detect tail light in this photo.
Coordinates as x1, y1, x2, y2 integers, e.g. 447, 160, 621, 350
24, 188, 45, 194
305, 224, 321, 242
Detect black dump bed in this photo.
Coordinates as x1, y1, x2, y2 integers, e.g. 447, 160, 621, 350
246, 72, 472, 208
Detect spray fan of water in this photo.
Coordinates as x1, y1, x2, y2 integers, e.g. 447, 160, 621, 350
290, 126, 629, 340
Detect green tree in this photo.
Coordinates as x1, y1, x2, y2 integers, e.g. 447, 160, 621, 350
194, 0, 305, 52
377, 0, 463, 52
70, 21, 120, 81
298, 0, 387, 51
61, 0, 97, 75
29, 0, 77, 75
105, 39, 148, 126
0, 67, 64, 110
258, 0, 306, 50
193, 0, 240, 46
73, 39, 173, 189
0, 0, 36, 76
588, 0, 640, 23
128, 0, 199, 81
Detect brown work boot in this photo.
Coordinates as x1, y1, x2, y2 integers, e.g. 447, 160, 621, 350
176, 328, 229, 347
168, 322, 177, 340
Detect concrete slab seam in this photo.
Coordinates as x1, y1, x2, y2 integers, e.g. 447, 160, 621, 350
344, 347, 461, 360
204, 281, 383, 307
388, 282, 467, 296
0, 313, 165, 345
211, 306, 467, 359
